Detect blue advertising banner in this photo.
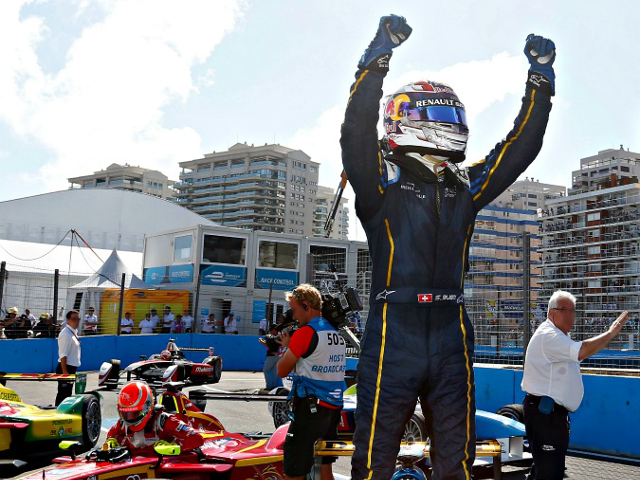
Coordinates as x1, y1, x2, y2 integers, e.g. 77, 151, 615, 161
144, 266, 167, 285
252, 300, 267, 324
255, 268, 299, 290
144, 265, 194, 284
200, 264, 247, 287
168, 264, 194, 283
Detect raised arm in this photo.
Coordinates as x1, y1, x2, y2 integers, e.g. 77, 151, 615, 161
340, 15, 411, 222
468, 34, 556, 211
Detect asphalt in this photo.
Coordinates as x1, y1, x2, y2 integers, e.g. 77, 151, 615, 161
8, 371, 640, 479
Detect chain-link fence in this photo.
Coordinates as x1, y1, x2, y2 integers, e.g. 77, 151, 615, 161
305, 237, 640, 374
0, 256, 270, 339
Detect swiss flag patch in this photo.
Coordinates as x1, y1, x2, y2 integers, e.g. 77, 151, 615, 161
418, 294, 433, 303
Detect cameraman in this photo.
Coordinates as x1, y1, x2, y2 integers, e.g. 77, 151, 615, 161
259, 325, 284, 390
277, 284, 346, 480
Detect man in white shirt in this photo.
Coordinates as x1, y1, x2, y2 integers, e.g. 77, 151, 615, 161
83, 307, 98, 335
202, 313, 216, 334
522, 290, 628, 480
150, 309, 160, 331
162, 306, 175, 333
139, 313, 154, 334
120, 312, 134, 334
182, 309, 194, 333
56, 310, 82, 406
24, 309, 37, 328
259, 317, 268, 335
224, 311, 237, 334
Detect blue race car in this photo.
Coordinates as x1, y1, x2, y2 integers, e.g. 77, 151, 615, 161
269, 383, 532, 469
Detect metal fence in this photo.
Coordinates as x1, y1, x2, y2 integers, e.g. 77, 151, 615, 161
2, 235, 639, 373
305, 237, 640, 374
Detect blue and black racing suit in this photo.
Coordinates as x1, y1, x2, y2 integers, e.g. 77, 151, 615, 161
341, 67, 552, 480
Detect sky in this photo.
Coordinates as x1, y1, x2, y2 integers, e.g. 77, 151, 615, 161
0, 0, 638, 241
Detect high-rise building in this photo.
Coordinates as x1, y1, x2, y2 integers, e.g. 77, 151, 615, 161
491, 177, 566, 211
465, 204, 545, 347
538, 147, 639, 332
569, 146, 640, 195
313, 185, 349, 240
68, 163, 176, 200
174, 143, 319, 235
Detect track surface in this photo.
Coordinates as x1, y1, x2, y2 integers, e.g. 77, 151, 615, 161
8, 371, 640, 479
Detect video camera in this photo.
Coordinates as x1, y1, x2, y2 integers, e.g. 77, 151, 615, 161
260, 309, 297, 350
321, 287, 363, 329
259, 269, 364, 351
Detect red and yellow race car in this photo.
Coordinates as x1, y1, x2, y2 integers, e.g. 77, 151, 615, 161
15, 386, 288, 480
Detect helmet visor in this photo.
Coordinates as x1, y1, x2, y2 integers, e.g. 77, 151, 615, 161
400, 105, 467, 126
119, 408, 145, 426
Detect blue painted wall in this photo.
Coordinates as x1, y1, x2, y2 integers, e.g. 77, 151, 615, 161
474, 366, 640, 458
0, 334, 267, 373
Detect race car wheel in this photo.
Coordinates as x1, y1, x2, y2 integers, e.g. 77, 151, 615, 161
270, 387, 293, 428
81, 394, 102, 448
497, 403, 525, 424
402, 412, 428, 444
211, 357, 222, 383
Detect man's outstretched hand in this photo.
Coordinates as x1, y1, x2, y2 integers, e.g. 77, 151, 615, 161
524, 34, 556, 95
359, 15, 412, 72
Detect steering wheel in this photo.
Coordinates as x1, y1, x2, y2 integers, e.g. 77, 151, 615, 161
87, 447, 131, 463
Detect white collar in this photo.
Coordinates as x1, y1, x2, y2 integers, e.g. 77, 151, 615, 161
65, 325, 79, 335
546, 318, 569, 336
406, 152, 449, 176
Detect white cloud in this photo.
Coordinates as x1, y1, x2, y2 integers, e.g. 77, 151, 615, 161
0, 0, 243, 191
287, 52, 527, 241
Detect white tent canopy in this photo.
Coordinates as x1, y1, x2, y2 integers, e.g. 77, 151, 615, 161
71, 249, 154, 290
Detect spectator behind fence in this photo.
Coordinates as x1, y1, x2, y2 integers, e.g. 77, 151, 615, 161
120, 312, 134, 334
162, 306, 174, 333
56, 310, 81, 406
182, 310, 194, 333
83, 307, 98, 335
202, 313, 216, 333
224, 312, 237, 334
522, 290, 629, 480
2, 307, 28, 339
170, 314, 184, 334
139, 313, 154, 334
33, 313, 57, 338
25, 309, 37, 328
150, 308, 160, 331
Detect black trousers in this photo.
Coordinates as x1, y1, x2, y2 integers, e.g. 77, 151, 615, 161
55, 363, 78, 406
283, 397, 341, 478
523, 394, 570, 480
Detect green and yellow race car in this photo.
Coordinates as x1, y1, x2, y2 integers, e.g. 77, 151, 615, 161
0, 373, 102, 472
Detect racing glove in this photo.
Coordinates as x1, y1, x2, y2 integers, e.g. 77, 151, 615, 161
103, 437, 120, 450
524, 34, 556, 95
358, 15, 412, 72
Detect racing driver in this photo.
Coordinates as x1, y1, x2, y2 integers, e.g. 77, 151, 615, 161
342, 15, 556, 480
104, 380, 205, 454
